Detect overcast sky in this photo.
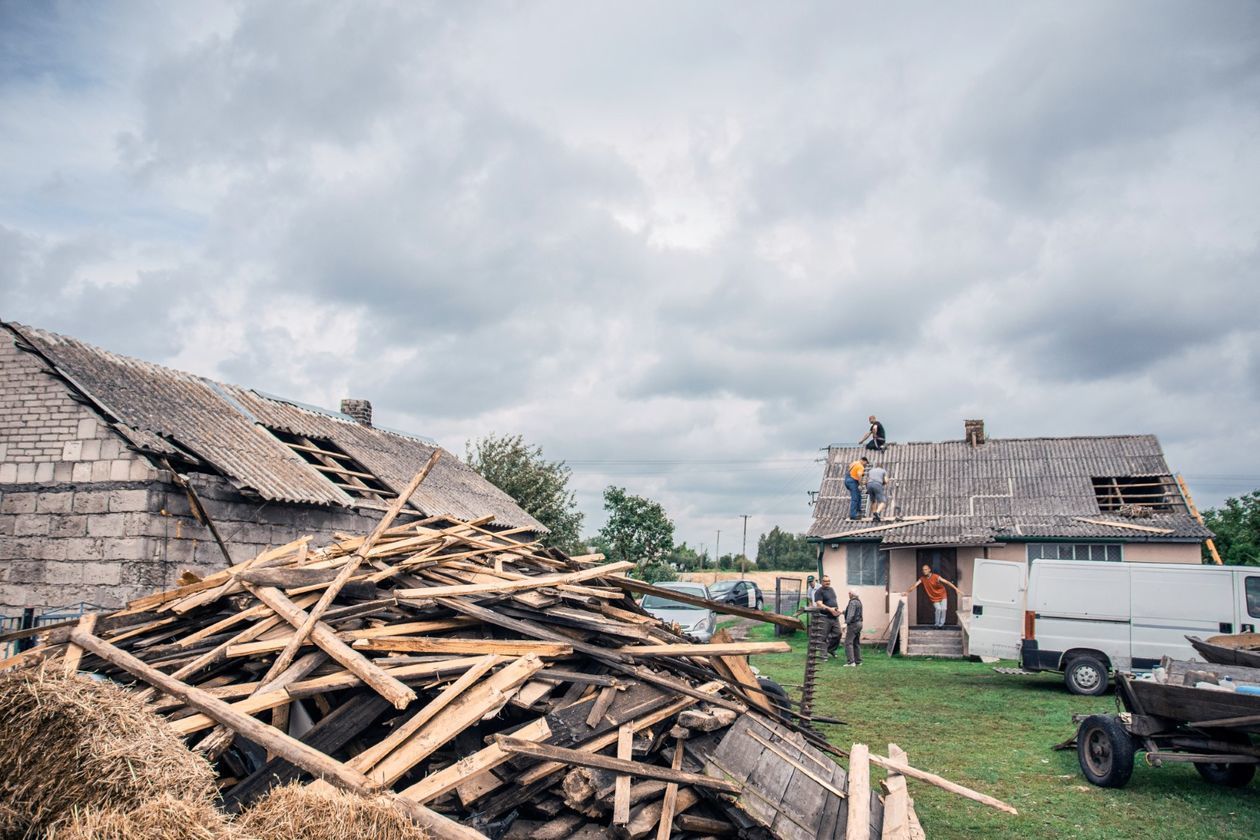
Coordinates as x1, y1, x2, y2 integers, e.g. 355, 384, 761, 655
2, 2, 1258, 556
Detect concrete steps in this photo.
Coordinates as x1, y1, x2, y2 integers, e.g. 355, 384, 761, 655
906, 626, 964, 658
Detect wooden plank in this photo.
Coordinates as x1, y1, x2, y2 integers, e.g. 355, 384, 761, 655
613, 724, 634, 826
246, 584, 417, 709
867, 752, 1017, 815
352, 638, 573, 657
395, 561, 635, 599
1072, 517, 1174, 534
656, 737, 685, 840
845, 744, 870, 840
609, 576, 804, 630
618, 642, 791, 657
585, 685, 619, 728
495, 736, 741, 793
710, 629, 774, 714
400, 717, 552, 803
269, 450, 443, 677
818, 516, 941, 539
675, 814, 735, 835
624, 787, 701, 840
882, 744, 911, 840
62, 612, 98, 675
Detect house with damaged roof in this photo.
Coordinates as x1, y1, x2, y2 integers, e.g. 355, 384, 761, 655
808, 420, 1214, 656
0, 321, 543, 621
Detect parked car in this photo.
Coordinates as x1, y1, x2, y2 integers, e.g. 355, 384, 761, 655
969, 557, 1260, 695
640, 582, 718, 642
708, 579, 764, 610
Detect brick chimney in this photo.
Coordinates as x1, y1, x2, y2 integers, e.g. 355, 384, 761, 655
341, 398, 373, 427
964, 419, 985, 446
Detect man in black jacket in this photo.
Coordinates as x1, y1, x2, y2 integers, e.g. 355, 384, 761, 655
842, 590, 864, 666
812, 575, 841, 659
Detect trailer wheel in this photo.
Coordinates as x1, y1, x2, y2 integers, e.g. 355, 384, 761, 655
1064, 655, 1109, 696
1077, 714, 1135, 788
1194, 732, 1257, 788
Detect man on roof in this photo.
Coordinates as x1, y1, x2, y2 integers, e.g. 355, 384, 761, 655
905, 564, 963, 629
845, 456, 868, 519
857, 415, 887, 451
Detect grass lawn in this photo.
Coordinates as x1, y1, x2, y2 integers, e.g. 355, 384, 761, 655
737, 621, 1260, 839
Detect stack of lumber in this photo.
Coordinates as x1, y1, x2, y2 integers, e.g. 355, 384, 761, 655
3, 506, 1016, 836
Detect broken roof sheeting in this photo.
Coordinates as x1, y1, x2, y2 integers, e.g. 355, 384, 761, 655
7, 323, 544, 532
810, 436, 1211, 545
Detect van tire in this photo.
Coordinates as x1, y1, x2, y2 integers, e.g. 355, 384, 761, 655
1077, 714, 1134, 788
1195, 733, 1257, 787
1065, 655, 1109, 696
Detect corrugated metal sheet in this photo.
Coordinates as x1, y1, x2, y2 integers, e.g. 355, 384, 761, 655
8, 323, 544, 532
809, 437, 1211, 545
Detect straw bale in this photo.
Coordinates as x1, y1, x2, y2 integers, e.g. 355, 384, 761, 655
236, 783, 429, 840
45, 795, 237, 840
0, 668, 217, 838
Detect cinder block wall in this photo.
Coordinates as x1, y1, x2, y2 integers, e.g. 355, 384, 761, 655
1, 334, 380, 616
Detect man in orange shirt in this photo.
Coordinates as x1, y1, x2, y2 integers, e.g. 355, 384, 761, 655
844, 456, 868, 519
905, 564, 962, 628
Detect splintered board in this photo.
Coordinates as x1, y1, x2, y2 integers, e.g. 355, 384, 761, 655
702, 715, 855, 839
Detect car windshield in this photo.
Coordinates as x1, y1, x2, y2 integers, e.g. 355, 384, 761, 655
708, 581, 737, 595
641, 588, 709, 610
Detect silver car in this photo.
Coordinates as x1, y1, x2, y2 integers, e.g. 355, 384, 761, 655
640, 582, 718, 642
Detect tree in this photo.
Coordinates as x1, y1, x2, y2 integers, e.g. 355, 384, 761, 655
465, 433, 584, 552
756, 527, 818, 571
664, 542, 706, 571
1203, 491, 1260, 566
598, 486, 675, 575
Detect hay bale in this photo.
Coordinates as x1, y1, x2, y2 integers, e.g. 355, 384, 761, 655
45, 795, 234, 840
237, 784, 429, 840
0, 667, 217, 838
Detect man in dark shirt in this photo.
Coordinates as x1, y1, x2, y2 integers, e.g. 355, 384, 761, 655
812, 575, 841, 658
858, 415, 887, 451
842, 590, 864, 666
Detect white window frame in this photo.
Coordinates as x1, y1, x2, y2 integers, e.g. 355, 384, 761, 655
846, 544, 889, 586
1026, 543, 1123, 564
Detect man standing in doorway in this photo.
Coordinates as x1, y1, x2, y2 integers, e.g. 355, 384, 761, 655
905, 564, 962, 628
858, 416, 887, 451
866, 463, 889, 522
845, 456, 868, 519
843, 590, 864, 666
812, 575, 841, 659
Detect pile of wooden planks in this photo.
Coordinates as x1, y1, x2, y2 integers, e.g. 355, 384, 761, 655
4, 502, 1016, 836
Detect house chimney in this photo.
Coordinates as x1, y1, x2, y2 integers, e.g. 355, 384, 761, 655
964, 419, 985, 445
341, 398, 373, 427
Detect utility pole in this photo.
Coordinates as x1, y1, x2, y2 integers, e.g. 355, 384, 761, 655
740, 515, 750, 579
714, 530, 720, 584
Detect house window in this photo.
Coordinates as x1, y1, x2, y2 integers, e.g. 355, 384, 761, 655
846, 544, 888, 586
1026, 543, 1122, 563
267, 428, 399, 503
1091, 476, 1175, 513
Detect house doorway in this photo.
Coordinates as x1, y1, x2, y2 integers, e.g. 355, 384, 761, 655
914, 548, 958, 626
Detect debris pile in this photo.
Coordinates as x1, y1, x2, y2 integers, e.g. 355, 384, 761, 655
2, 466, 1016, 837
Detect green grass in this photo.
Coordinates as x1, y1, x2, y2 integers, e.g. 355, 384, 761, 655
736, 621, 1260, 839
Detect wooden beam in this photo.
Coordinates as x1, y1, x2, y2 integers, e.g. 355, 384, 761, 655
395, 561, 635, 599
61, 612, 97, 675
656, 737, 685, 840
268, 450, 442, 677
607, 577, 804, 630
845, 743, 870, 840
495, 736, 741, 793
399, 717, 552, 803
618, 642, 791, 657
1072, 517, 1174, 535
68, 627, 373, 792
352, 638, 573, 657
819, 516, 941, 540
867, 753, 1017, 815
881, 742, 909, 840
613, 725, 634, 826
1178, 474, 1222, 564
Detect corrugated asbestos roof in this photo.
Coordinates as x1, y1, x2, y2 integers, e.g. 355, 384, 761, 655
809, 436, 1211, 545
6, 323, 544, 532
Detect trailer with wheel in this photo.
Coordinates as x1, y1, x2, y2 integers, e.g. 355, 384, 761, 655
1074, 661, 1260, 789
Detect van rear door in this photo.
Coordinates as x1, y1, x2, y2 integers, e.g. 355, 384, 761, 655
1238, 569, 1260, 635
969, 558, 1027, 660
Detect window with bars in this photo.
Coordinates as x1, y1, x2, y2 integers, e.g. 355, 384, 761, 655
846, 543, 889, 586
267, 428, 398, 502
1091, 475, 1175, 513
1026, 543, 1122, 563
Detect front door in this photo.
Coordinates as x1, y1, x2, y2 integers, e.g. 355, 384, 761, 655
915, 548, 958, 626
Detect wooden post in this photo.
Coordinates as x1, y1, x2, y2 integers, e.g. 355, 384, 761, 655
845, 743, 870, 840
881, 743, 909, 840
656, 737, 686, 840
62, 612, 97, 675
1178, 474, 1222, 564
613, 725, 634, 826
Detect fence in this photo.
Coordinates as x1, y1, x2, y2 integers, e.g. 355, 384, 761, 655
1, 602, 106, 658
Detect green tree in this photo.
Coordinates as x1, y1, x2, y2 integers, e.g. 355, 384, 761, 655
598, 486, 675, 574
465, 433, 584, 552
664, 542, 705, 571
1202, 491, 1260, 566
756, 527, 818, 571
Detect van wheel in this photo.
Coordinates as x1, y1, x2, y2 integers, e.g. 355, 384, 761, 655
1065, 655, 1109, 696
1195, 732, 1257, 787
1077, 714, 1134, 788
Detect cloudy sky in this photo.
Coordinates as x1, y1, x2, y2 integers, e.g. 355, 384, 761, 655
2, 1, 1258, 556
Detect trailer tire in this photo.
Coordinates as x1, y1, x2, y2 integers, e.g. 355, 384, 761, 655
1194, 732, 1257, 788
1077, 714, 1135, 788
1064, 655, 1109, 696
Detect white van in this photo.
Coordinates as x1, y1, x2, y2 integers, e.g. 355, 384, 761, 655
968, 558, 1260, 695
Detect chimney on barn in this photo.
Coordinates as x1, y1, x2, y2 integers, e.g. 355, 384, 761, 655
964, 419, 985, 446
341, 398, 373, 427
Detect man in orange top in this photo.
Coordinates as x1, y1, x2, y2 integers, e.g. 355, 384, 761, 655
844, 456, 868, 519
905, 564, 962, 628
